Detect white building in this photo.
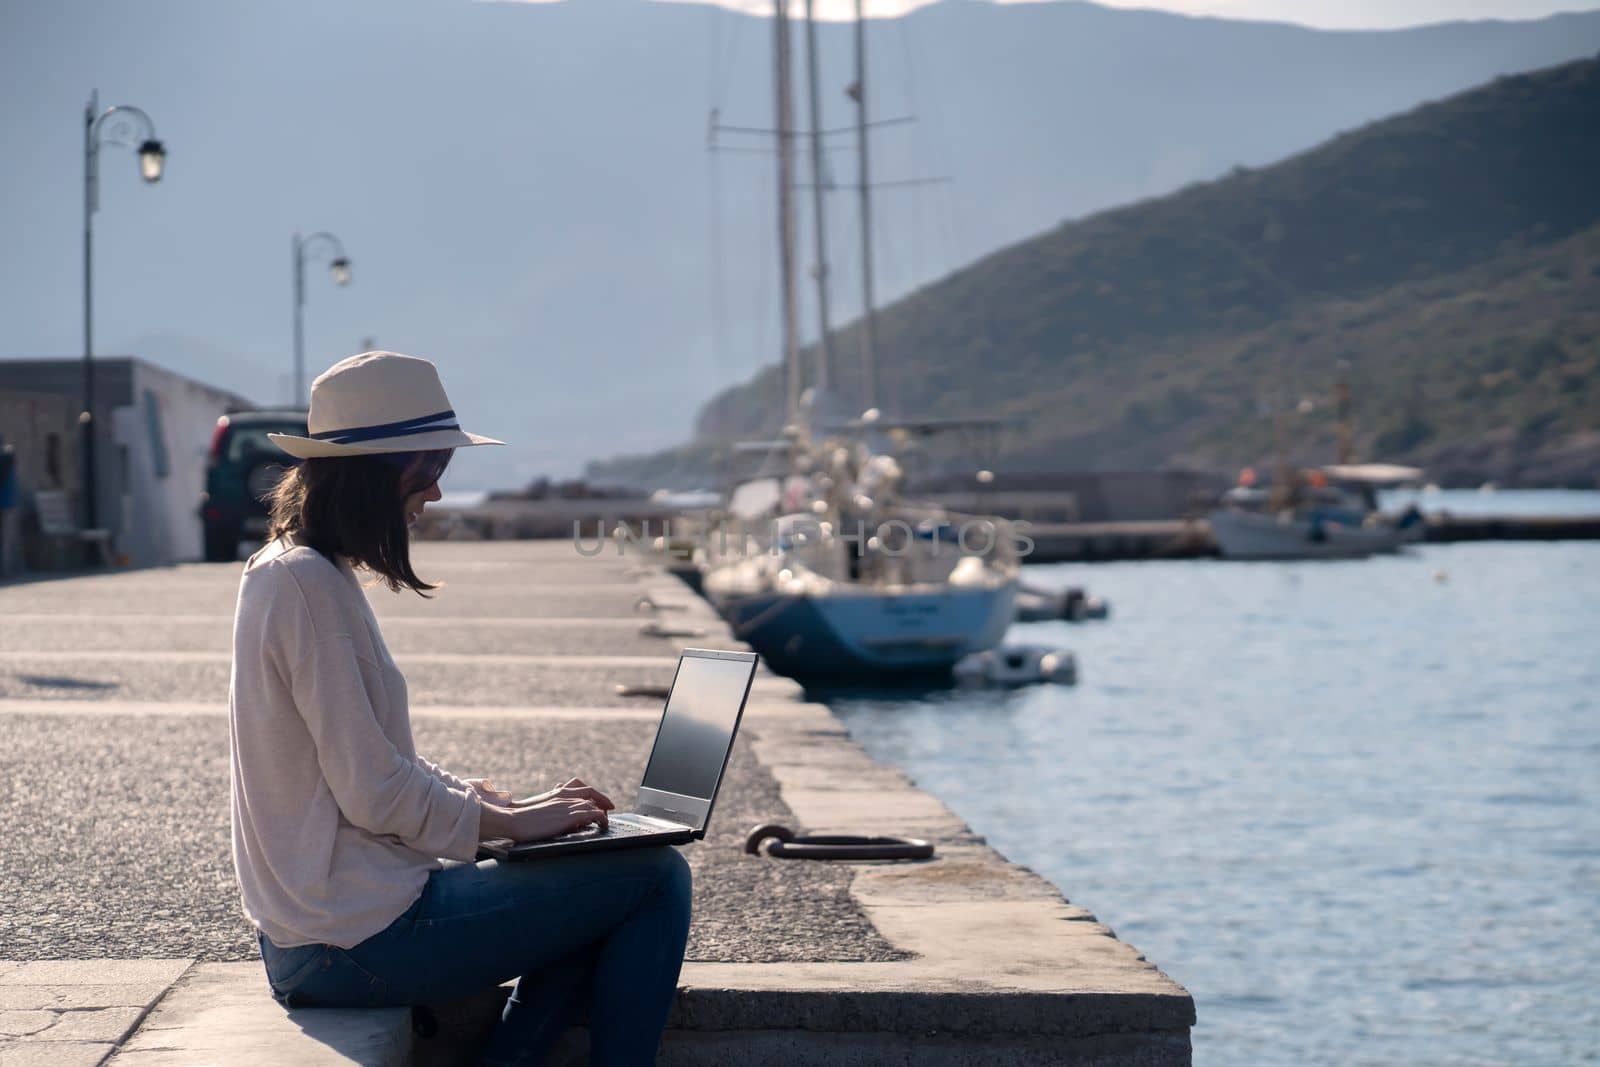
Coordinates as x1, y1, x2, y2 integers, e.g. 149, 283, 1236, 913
0, 357, 252, 570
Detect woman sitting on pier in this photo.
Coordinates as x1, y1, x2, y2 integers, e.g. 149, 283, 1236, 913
228, 351, 692, 1066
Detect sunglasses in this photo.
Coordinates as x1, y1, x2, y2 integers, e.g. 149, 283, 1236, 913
379, 449, 454, 493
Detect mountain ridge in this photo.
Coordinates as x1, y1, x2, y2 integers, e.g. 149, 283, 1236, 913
594, 54, 1600, 488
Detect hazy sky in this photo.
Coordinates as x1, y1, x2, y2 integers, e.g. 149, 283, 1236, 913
504, 0, 1600, 31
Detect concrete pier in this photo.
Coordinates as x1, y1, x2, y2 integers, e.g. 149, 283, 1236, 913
1420, 512, 1600, 542
1024, 520, 1218, 562
0, 541, 1194, 1064
1021, 514, 1600, 562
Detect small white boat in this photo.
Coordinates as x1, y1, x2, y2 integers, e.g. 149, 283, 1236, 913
1015, 581, 1109, 622
953, 644, 1077, 687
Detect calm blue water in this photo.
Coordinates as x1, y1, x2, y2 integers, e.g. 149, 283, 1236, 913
832, 501, 1600, 1066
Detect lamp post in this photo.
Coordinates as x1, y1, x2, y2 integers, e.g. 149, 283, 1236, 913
292, 232, 351, 406
83, 89, 166, 537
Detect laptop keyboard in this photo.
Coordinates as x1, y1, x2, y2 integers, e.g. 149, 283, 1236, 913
556, 817, 655, 842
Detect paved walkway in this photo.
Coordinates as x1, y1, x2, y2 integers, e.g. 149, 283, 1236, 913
0, 960, 188, 1067
0, 540, 1194, 1065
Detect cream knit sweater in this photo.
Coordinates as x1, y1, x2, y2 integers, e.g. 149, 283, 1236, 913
228, 534, 482, 949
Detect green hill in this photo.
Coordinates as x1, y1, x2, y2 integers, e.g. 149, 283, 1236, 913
593, 55, 1600, 489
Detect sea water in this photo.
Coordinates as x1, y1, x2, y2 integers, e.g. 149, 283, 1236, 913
830, 493, 1600, 1066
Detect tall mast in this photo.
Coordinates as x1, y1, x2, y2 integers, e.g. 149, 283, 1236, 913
773, 0, 803, 426
850, 0, 881, 413
803, 0, 835, 395
1334, 360, 1353, 465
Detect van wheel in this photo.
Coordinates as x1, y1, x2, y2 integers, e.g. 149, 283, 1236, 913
203, 525, 239, 563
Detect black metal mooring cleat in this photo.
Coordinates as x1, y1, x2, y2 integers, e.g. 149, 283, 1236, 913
743, 823, 935, 861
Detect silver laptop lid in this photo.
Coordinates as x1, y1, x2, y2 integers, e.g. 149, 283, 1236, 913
634, 648, 758, 832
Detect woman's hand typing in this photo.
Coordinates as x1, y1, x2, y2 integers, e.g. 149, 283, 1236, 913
477, 777, 616, 843
512, 777, 615, 813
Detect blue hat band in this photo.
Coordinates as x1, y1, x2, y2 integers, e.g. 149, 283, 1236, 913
310, 409, 459, 445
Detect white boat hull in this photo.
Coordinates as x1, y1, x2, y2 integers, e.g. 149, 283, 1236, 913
709, 580, 1018, 682
1209, 508, 1408, 560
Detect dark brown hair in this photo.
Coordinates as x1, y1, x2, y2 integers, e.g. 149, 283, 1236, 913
266, 449, 453, 595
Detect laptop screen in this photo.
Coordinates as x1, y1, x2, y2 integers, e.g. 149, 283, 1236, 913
640, 653, 754, 803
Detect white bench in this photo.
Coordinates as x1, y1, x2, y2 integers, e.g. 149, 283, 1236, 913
34, 488, 114, 566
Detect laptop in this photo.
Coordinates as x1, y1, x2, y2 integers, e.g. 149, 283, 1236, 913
479, 648, 759, 861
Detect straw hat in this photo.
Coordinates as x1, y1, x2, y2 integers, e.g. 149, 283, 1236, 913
268, 352, 504, 459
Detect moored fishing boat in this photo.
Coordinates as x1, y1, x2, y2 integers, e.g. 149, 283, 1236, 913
1210, 463, 1425, 560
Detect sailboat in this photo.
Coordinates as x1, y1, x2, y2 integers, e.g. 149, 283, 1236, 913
698, 417, 1023, 682
694, 0, 1020, 685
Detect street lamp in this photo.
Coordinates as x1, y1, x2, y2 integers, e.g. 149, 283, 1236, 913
137, 140, 166, 183
292, 232, 352, 405
83, 89, 166, 541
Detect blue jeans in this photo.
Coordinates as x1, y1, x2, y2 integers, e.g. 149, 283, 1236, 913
258, 847, 692, 1067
